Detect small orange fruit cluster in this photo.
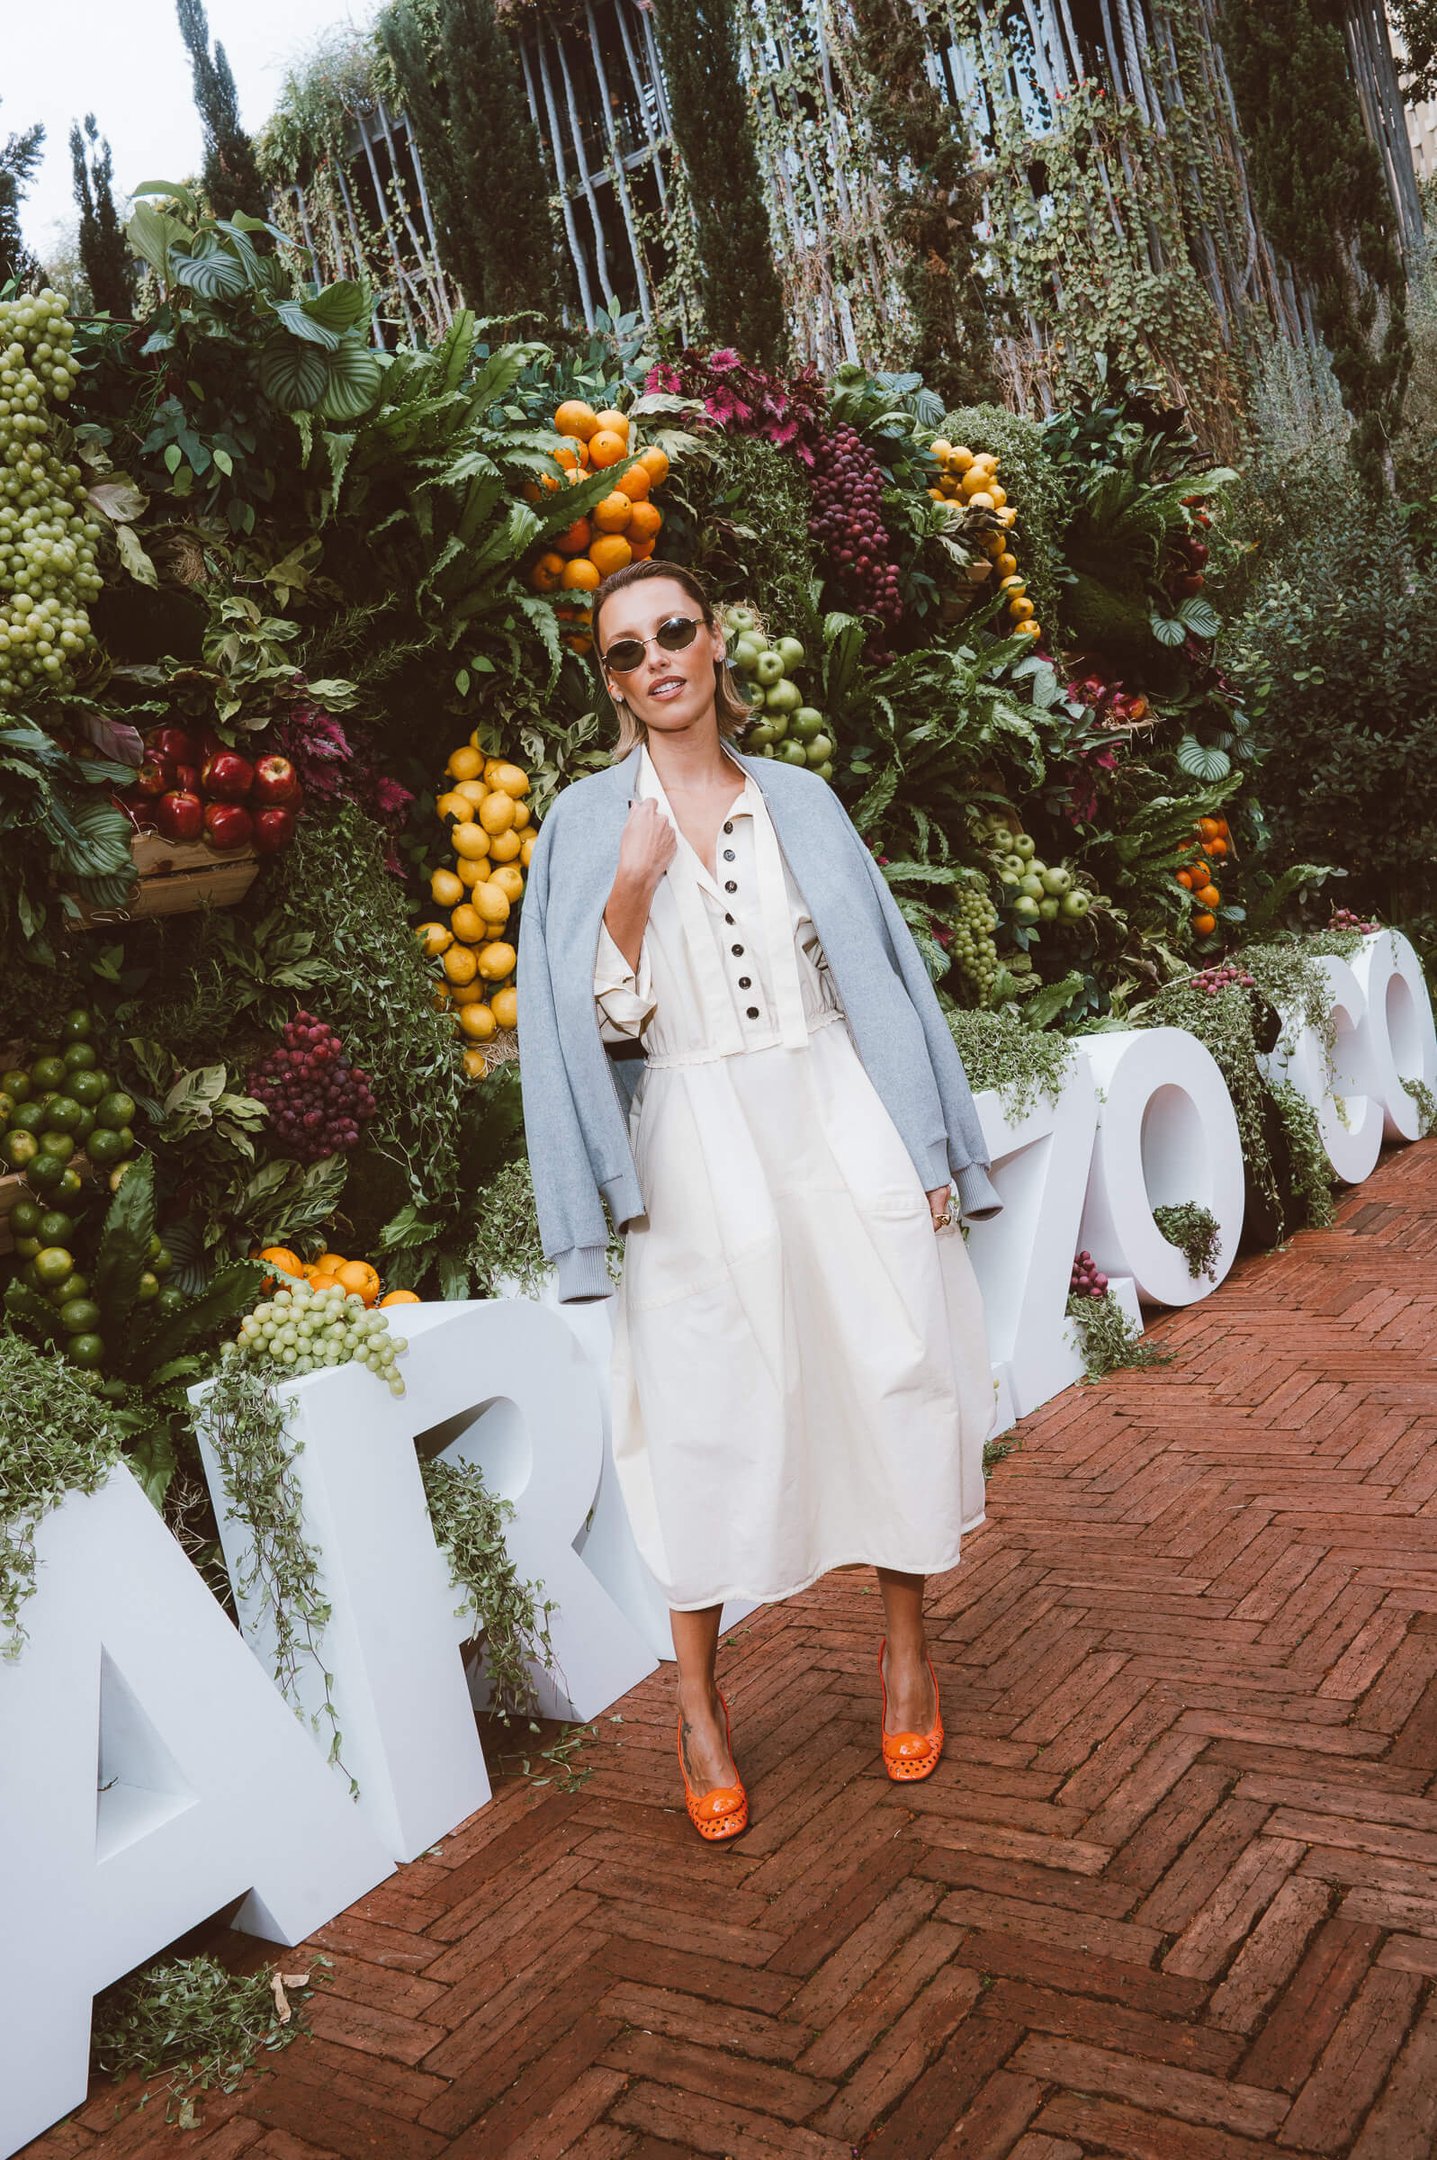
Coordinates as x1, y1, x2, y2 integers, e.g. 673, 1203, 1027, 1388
1174, 814, 1232, 937
926, 440, 1038, 644
255, 1245, 419, 1308
529, 402, 671, 652
416, 743, 536, 1075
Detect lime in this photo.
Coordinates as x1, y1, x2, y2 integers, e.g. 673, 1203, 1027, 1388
151, 1243, 173, 1277
38, 1132, 74, 1165
66, 1333, 106, 1369
108, 1162, 133, 1193
115, 1126, 136, 1156
0, 1069, 30, 1103
12, 1235, 40, 1260
29, 1056, 67, 1092
34, 1245, 75, 1286
27, 1154, 65, 1192
85, 1127, 125, 1168
71, 1109, 95, 1144
95, 1092, 137, 1133
10, 1102, 44, 1135
154, 1285, 187, 1318
62, 1042, 98, 1072
59, 1298, 102, 1334
37, 1209, 74, 1244
55, 1168, 84, 1201
1, 1130, 37, 1170
135, 1270, 160, 1303
60, 1009, 92, 1042
44, 1096, 82, 1135
0, 1092, 13, 1127
69, 1070, 105, 1107
9, 1199, 42, 1239
47, 1272, 89, 1305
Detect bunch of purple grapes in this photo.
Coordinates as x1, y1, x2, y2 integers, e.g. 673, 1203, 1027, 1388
248, 1011, 377, 1161
1190, 962, 1256, 997
807, 424, 902, 631
1069, 1249, 1109, 1299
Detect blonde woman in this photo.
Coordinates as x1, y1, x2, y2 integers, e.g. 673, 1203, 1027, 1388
517, 561, 999, 1842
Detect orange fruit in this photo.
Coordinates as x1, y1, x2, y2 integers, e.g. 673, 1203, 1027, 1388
1188, 858, 1212, 885
554, 400, 599, 440
1197, 883, 1221, 908
336, 1260, 381, 1306
314, 1252, 349, 1277
555, 517, 592, 557
1207, 836, 1228, 858
478, 790, 516, 835
309, 1271, 340, 1293
638, 445, 669, 486
626, 499, 662, 541
996, 551, 1018, 577
258, 1245, 303, 1282
553, 441, 588, 472
1198, 816, 1222, 838
1014, 619, 1042, 638
1009, 596, 1035, 620
530, 550, 565, 593
1176, 870, 1194, 890
593, 407, 629, 439
1192, 911, 1217, 935
562, 557, 601, 591
615, 462, 651, 501
380, 1289, 421, 1307
629, 537, 656, 562
587, 428, 628, 470
593, 491, 634, 533
588, 532, 633, 577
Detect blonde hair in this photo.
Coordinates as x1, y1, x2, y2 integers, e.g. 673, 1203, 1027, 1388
593, 558, 753, 760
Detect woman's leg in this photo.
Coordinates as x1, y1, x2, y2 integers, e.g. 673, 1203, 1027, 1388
876, 1567, 937, 1730
671, 1604, 739, 1789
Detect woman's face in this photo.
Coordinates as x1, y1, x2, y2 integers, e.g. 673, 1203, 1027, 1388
598, 577, 725, 739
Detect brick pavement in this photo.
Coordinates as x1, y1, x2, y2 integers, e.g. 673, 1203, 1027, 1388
28, 1136, 1437, 2159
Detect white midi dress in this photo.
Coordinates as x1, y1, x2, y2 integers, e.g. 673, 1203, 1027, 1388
594, 742, 993, 1612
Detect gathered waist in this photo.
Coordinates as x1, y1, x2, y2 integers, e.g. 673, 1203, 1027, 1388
642, 1005, 846, 1071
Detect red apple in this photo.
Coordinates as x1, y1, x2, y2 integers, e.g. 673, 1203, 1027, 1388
202, 750, 255, 801
132, 753, 176, 799
174, 762, 201, 792
253, 754, 301, 806
204, 800, 254, 851
156, 789, 204, 842
147, 725, 200, 766
252, 805, 296, 855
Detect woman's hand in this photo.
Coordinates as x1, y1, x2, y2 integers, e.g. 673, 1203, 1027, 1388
926, 1184, 953, 1232
616, 798, 677, 892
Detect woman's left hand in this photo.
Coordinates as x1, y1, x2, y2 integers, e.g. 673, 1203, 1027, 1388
926, 1184, 953, 1232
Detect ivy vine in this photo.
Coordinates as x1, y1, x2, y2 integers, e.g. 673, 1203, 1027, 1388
1152, 1200, 1222, 1281
947, 1006, 1076, 1122
0, 1334, 122, 1659
422, 1457, 555, 1723
1065, 1289, 1174, 1381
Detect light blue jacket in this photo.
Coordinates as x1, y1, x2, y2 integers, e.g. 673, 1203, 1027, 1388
515, 745, 1002, 1301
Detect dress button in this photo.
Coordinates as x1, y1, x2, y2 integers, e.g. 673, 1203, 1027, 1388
738, 977, 751, 989
723, 821, 734, 833
722, 848, 735, 861
724, 913, 734, 925
731, 943, 744, 956
746, 1006, 760, 1019
724, 880, 737, 893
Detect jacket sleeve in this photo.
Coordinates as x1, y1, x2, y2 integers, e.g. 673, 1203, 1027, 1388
515, 815, 616, 1301
836, 801, 1003, 1223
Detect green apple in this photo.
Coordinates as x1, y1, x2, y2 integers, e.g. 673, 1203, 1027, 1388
1012, 834, 1036, 861
732, 636, 763, 674
778, 738, 808, 765
1019, 874, 1045, 900
791, 705, 824, 741
1040, 865, 1073, 896
725, 605, 758, 634
753, 649, 786, 686
1037, 896, 1061, 920
764, 678, 801, 715
777, 636, 806, 673
1011, 895, 1041, 923
747, 722, 778, 749
805, 732, 834, 763
1060, 888, 1092, 917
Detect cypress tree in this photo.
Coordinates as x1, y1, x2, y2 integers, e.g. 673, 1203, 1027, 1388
846, 0, 997, 406
0, 110, 44, 288
377, 0, 566, 323
69, 116, 135, 316
647, 0, 788, 366
174, 0, 265, 218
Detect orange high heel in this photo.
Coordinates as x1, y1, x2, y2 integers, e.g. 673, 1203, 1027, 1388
878, 1638, 943, 1782
677, 1688, 748, 1842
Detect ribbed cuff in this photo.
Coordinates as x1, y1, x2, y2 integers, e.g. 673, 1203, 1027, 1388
955, 1160, 1003, 1222
553, 1243, 615, 1302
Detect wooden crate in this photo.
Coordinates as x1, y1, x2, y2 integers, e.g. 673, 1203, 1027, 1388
77, 832, 260, 926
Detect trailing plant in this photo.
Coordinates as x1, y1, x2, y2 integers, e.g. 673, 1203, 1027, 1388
421, 1455, 554, 1723
1403, 1076, 1437, 1136
464, 1156, 623, 1298
0, 1331, 122, 1656
1065, 1289, 1173, 1381
1266, 1079, 1338, 1231
1132, 979, 1282, 1223
946, 1008, 1076, 1122
91, 1952, 324, 2125
1153, 1201, 1222, 1281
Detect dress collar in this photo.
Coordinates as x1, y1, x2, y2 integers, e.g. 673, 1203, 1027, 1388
636, 740, 756, 818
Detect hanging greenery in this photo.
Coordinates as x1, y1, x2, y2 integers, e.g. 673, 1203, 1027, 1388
1153, 1200, 1222, 1279
648, 0, 789, 366
422, 1456, 554, 1722
0, 1334, 123, 1658
1066, 1289, 1174, 1380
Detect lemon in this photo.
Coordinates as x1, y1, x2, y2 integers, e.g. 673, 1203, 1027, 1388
430, 867, 465, 907
489, 761, 530, 798
472, 881, 511, 925
436, 790, 470, 823
446, 745, 482, 781
511, 800, 532, 830
520, 834, 537, 866
458, 1001, 497, 1041
488, 828, 522, 864
462, 1046, 489, 1077
490, 863, 525, 902
478, 791, 516, 835
478, 940, 516, 982
454, 855, 488, 888
452, 822, 491, 860
455, 778, 489, 809
450, 979, 487, 1006
443, 943, 478, 986
490, 985, 518, 1030
948, 445, 975, 471
417, 922, 452, 957
451, 902, 487, 943
483, 757, 505, 781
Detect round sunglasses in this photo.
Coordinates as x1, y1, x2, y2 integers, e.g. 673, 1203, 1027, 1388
601, 613, 704, 675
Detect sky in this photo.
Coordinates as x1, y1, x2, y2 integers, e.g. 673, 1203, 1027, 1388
4, 0, 378, 262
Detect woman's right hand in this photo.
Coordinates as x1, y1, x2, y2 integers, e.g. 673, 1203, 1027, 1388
616, 798, 677, 892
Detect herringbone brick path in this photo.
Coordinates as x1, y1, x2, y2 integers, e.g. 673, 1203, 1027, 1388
30, 1137, 1437, 2160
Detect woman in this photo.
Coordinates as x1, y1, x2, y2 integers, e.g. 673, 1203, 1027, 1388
516, 561, 1001, 1843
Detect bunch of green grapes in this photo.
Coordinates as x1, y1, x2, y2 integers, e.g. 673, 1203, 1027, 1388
0, 288, 101, 707
950, 878, 1000, 998
225, 1281, 410, 1397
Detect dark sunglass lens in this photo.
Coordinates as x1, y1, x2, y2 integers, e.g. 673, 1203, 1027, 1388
604, 638, 645, 671
655, 616, 699, 653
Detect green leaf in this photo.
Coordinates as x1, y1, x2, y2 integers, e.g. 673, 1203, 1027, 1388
1175, 734, 1232, 782
126, 201, 186, 277
92, 1151, 157, 1340
172, 244, 248, 301
318, 336, 386, 424
301, 280, 370, 334
62, 796, 136, 881
1177, 596, 1221, 640
376, 1202, 444, 1252
115, 525, 158, 586
1021, 971, 1087, 1028
130, 1260, 267, 1380
3, 1277, 65, 1350
271, 298, 341, 349
1149, 613, 1187, 647
257, 333, 330, 413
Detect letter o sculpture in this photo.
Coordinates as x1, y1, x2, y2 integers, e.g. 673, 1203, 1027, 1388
1077, 1029, 1246, 1308
1350, 932, 1437, 1143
